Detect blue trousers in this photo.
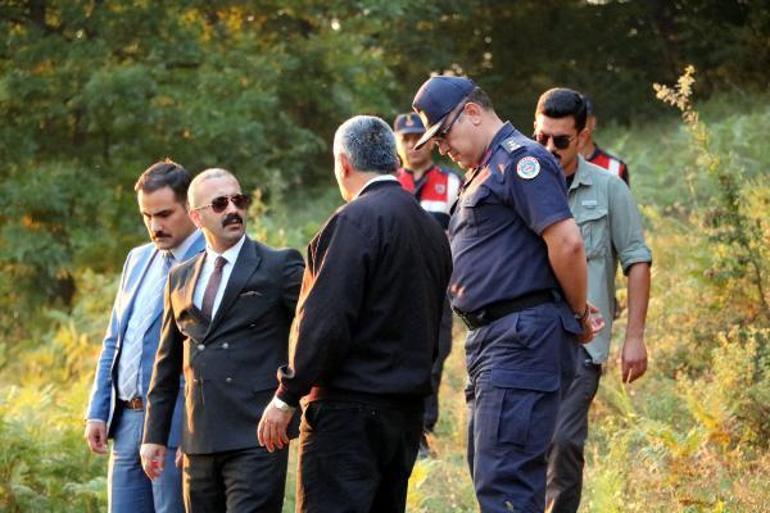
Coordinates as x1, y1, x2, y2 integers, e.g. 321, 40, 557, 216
108, 409, 184, 513
465, 303, 580, 513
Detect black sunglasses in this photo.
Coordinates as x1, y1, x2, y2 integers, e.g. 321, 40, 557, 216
194, 194, 251, 213
435, 103, 467, 141
533, 132, 576, 150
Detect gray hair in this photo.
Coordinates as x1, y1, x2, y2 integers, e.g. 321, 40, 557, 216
333, 115, 399, 174
188, 168, 239, 207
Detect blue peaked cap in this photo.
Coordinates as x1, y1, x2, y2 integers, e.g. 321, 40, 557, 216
411, 75, 476, 149
393, 112, 426, 135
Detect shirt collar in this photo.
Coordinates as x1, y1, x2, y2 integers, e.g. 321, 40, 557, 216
168, 229, 201, 262
353, 174, 399, 200
205, 234, 246, 267
479, 121, 517, 169
570, 156, 594, 191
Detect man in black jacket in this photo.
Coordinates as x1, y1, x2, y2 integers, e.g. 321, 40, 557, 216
141, 168, 304, 513
258, 115, 452, 513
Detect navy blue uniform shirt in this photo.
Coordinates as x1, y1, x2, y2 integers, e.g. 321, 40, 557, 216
448, 122, 573, 313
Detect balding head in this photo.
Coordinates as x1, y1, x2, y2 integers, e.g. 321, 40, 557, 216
188, 168, 239, 209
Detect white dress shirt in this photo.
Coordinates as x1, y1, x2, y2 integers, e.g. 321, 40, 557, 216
193, 235, 246, 319
353, 174, 399, 200
117, 229, 201, 400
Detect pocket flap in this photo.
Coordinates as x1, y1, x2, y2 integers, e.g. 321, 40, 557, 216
576, 207, 608, 224
559, 308, 584, 336
490, 368, 559, 392
461, 186, 491, 208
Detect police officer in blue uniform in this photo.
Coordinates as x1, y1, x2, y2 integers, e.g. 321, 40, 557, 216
411, 76, 602, 513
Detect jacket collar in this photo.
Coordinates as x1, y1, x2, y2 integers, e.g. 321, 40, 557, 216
354, 174, 400, 199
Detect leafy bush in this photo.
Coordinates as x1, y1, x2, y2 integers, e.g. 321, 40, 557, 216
1, 83, 769, 511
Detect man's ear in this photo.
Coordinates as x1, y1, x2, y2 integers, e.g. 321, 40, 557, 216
188, 209, 202, 228
577, 127, 590, 148
587, 115, 597, 132
464, 102, 483, 125
339, 152, 353, 177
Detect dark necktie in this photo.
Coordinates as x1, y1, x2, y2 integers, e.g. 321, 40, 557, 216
201, 256, 227, 319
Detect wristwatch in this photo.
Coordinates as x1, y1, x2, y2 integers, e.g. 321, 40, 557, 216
270, 396, 295, 412
574, 304, 590, 322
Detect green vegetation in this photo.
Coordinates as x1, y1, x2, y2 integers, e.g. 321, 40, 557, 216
2, 1, 769, 336
2, 79, 769, 510
2, 2, 769, 511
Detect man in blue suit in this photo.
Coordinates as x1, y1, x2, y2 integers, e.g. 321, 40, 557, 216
85, 159, 204, 513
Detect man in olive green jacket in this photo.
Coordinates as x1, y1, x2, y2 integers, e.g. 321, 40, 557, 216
533, 88, 652, 513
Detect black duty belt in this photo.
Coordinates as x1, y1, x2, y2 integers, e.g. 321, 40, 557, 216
454, 290, 557, 330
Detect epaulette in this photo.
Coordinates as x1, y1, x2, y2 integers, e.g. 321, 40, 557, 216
501, 136, 522, 154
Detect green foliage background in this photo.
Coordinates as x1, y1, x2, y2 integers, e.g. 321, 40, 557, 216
1, 1, 769, 511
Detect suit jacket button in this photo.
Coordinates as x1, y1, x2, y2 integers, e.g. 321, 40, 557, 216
197, 344, 205, 351
225, 377, 232, 383
222, 342, 229, 349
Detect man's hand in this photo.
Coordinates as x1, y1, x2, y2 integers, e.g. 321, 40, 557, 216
621, 335, 647, 383
578, 302, 605, 344
84, 420, 108, 455
257, 400, 295, 453
140, 443, 167, 480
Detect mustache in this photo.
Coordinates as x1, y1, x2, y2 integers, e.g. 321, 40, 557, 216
222, 213, 243, 227
152, 231, 170, 240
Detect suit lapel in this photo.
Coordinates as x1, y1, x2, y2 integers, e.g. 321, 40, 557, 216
183, 252, 208, 319
119, 246, 157, 336
182, 231, 206, 261
206, 237, 262, 336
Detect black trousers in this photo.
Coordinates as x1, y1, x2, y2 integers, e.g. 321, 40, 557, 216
545, 347, 602, 513
424, 297, 453, 432
296, 399, 423, 513
183, 445, 288, 513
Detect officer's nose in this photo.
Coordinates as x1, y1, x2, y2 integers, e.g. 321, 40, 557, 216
436, 139, 450, 156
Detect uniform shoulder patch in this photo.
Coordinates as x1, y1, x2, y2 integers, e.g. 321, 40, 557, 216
516, 156, 540, 180
501, 137, 522, 154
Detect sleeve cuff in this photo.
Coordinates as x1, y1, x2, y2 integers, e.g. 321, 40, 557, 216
620, 250, 653, 274
275, 385, 301, 408
533, 210, 573, 236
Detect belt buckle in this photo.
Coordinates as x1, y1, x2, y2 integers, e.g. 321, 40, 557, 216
126, 397, 144, 410
459, 310, 485, 330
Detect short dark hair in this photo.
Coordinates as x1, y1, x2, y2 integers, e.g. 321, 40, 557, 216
134, 159, 192, 204
467, 87, 495, 111
535, 88, 588, 132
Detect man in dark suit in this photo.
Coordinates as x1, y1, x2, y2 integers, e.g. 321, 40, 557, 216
258, 116, 452, 513
141, 168, 304, 513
